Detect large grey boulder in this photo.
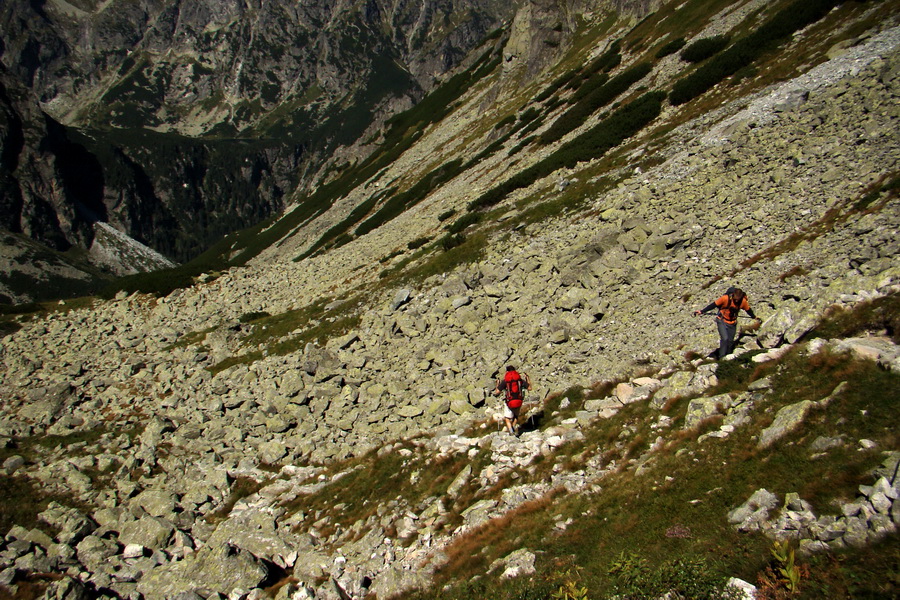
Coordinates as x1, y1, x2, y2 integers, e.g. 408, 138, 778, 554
728, 489, 780, 532
651, 366, 717, 409
38, 503, 96, 545
833, 337, 900, 373
493, 548, 536, 579
258, 440, 288, 465
131, 489, 179, 519
369, 563, 430, 600
75, 535, 119, 571
684, 393, 734, 430
118, 517, 175, 550
206, 512, 300, 570
137, 543, 269, 600
757, 304, 797, 348
758, 400, 816, 449
18, 384, 73, 426
41, 576, 91, 600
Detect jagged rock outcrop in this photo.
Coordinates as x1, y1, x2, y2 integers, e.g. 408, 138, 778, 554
0, 0, 521, 285
1, 0, 518, 135
729, 452, 900, 553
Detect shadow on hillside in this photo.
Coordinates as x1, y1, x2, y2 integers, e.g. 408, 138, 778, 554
519, 407, 546, 434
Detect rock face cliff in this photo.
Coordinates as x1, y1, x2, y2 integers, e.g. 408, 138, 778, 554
0, 0, 898, 599
0, 0, 522, 297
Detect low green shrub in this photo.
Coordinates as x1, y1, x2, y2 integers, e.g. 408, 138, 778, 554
508, 135, 537, 157
438, 209, 457, 222
517, 107, 543, 124
98, 264, 215, 299
334, 233, 355, 248
679, 35, 731, 63
535, 69, 581, 103
239, 311, 271, 323
298, 191, 388, 259
355, 159, 464, 237
569, 73, 610, 105
470, 91, 665, 211
440, 234, 466, 251
495, 115, 517, 130
407, 237, 430, 250
670, 0, 841, 105
0, 302, 43, 316
446, 212, 481, 235
584, 39, 623, 75
655, 37, 686, 59
606, 554, 743, 599
540, 62, 653, 145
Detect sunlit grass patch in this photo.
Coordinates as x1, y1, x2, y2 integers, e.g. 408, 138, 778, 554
409, 313, 897, 599
430, 491, 563, 589
800, 536, 900, 598
0, 427, 132, 534
708, 349, 775, 395
205, 476, 271, 525
280, 442, 493, 550
808, 293, 900, 344
206, 295, 365, 373
0, 296, 100, 337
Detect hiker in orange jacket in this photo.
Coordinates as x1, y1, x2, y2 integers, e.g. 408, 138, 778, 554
694, 287, 761, 359
492, 366, 531, 436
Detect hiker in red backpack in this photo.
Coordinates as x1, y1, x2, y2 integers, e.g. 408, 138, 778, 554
693, 287, 761, 359
492, 365, 531, 436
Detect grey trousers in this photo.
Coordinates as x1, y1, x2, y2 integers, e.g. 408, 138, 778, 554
716, 318, 737, 359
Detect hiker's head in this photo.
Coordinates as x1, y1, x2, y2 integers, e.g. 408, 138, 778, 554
732, 288, 745, 303
506, 365, 516, 372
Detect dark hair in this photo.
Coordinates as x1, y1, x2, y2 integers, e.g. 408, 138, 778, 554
506, 365, 516, 371
731, 288, 745, 303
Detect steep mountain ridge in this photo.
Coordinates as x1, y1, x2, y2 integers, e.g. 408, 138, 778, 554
0, 0, 526, 295
0, 0, 898, 598
7, 0, 516, 135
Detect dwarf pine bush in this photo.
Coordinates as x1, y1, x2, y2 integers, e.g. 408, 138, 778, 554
679, 35, 731, 63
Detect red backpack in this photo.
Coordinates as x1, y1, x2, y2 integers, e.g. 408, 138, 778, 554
504, 370, 525, 408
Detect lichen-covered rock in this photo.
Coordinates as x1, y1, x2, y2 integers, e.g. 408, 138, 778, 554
684, 393, 734, 430
728, 489, 780, 531
137, 543, 269, 600
758, 400, 816, 449
37, 503, 96, 546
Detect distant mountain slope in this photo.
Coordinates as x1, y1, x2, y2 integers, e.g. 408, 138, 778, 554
218, 0, 895, 272
0, 0, 523, 299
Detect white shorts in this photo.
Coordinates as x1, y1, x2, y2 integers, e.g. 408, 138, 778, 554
503, 404, 521, 420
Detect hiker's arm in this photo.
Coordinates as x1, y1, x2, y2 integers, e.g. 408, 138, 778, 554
738, 297, 759, 320
524, 373, 532, 389
694, 301, 717, 316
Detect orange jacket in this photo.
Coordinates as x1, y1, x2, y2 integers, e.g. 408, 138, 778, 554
713, 294, 751, 325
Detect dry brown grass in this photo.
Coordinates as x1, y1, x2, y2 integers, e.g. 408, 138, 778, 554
435, 491, 561, 583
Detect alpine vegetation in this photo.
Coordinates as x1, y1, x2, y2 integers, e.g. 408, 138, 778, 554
0, 0, 899, 599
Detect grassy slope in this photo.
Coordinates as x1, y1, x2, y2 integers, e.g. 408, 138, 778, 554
267, 296, 900, 599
